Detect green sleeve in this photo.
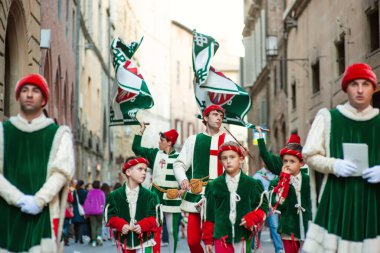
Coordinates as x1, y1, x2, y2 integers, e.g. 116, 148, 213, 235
132, 135, 159, 167
105, 193, 119, 221
149, 191, 159, 218
205, 183, 215, 223
257, 138, 282, 175
252, 179, 268, 214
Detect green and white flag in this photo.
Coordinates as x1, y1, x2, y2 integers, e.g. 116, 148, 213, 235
109, 37, 154, 126
195, 67, 255, 128
192, 30, 219, 85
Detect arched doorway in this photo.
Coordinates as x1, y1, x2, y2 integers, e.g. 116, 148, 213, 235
4, 0, 28, 118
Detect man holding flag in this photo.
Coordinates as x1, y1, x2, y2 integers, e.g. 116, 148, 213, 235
174, 104, 234, 252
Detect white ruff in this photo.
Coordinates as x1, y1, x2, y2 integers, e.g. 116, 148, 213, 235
9, 114, 54, 132
303, 223, 380, 253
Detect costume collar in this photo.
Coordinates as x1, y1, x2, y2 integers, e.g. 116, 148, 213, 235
225, 170, 241, 183
9, 113, 54, 132
337, 102, 379, 121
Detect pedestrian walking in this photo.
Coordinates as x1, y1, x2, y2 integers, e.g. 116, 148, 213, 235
83, 180, 106, 247
132, 124, 181, 253
0, 73, 75, 252
105, 156, 159, 253
302, 63, 380, 253
73, 179, 88, 244
174, 104, 234, 253
202, 141, 268, 253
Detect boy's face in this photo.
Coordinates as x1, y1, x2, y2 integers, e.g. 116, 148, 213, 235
19, 84, 45, 114
282, 154, 304, 176
220, 150, 244, 176
125, 163, 148, 184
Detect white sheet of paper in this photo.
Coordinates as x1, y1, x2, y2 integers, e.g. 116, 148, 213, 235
342, 143, 369, 177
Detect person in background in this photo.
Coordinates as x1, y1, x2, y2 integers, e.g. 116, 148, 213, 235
101, 182, 112, 241
63, 189, 74, 246
73, 179, 88, 244
83, 180, 105, 247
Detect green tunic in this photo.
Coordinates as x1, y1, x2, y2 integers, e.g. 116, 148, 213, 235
313, 109, 380, 241
269, 171, 312, 239
0, 120, 58, 252
205, 171, 268, 244
132, 135, 181, 212
105, 184, 159, 248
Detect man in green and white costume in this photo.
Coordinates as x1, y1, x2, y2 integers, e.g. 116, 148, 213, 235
0, 74, 75, 253
174, 105, 234, 253
132, 123, 181, 253
302, 63, 380, 253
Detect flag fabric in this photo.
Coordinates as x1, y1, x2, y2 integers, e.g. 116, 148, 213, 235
109, 37, 154, 126
194, 67, 254, 128
192, 30, 219, 85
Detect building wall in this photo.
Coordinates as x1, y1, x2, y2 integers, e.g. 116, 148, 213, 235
0, 0, 41, 119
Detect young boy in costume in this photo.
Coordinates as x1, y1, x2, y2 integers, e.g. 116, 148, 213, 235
202, 141, 268, 253
268, 135, 311, 253
132, 124, 181, 253
105, 156, 159, 253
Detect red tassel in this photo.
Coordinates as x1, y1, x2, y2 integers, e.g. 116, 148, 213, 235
220, 235, 229, 248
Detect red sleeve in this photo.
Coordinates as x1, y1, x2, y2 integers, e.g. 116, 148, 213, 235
136, 216, 157, 233
202, 221, 214, 245
107, 217, 129, 232
67, 190, 74, 203
243, 208, 266, 229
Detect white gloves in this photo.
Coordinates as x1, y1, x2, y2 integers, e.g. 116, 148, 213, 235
17, 195, 43, 215
363, 166, 380, 183
333, 159, 357, 177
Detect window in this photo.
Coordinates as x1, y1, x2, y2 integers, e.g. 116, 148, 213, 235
335, 37, 345, 75
187, 123, 194, 139
58, 0, 62, 21
259, 99, 267, 125
273, 65, 277, 95
176, 61, 180, 85
175, 119, 183, 145
72, 10, 75, 50
98, 2, 103, 52
312, 60, 320, 94
368, 8, 380, 52
291, 81, 296, 109
65, 0, 69, 38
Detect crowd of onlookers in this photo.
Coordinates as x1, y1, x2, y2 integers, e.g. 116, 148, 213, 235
62, 179, 122, 247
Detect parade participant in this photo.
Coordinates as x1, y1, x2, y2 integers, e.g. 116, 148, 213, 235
267, 134, 311, 253
105, 156, 159, 253
132, 124, 181, 253
0, 73, 75, 252
174, 104, 234, 253
253, 162, 284, 253
202, 141, 268, 253
302, 63, 380, 253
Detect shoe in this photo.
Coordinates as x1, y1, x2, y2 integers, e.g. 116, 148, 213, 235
161, 242, 169, 247
91, 241, 96, 247
96, 236, 103, 246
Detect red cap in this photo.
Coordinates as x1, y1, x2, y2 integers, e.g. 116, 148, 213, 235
280, 134, 303, 161
15, 74, 49, 107
122, 157, 149, 174
160, 129, 179, 145
202, 105, 225, 118
341, 63, 377, 92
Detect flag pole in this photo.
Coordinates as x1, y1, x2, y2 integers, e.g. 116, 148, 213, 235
223, 126, 255, 160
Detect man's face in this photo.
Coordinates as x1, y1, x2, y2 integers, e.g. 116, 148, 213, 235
158, 136, 172, 151
18, 84, 45, 114
346, 79, 375, 111
204, 110, 224, 130
126, 163, 148, 184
